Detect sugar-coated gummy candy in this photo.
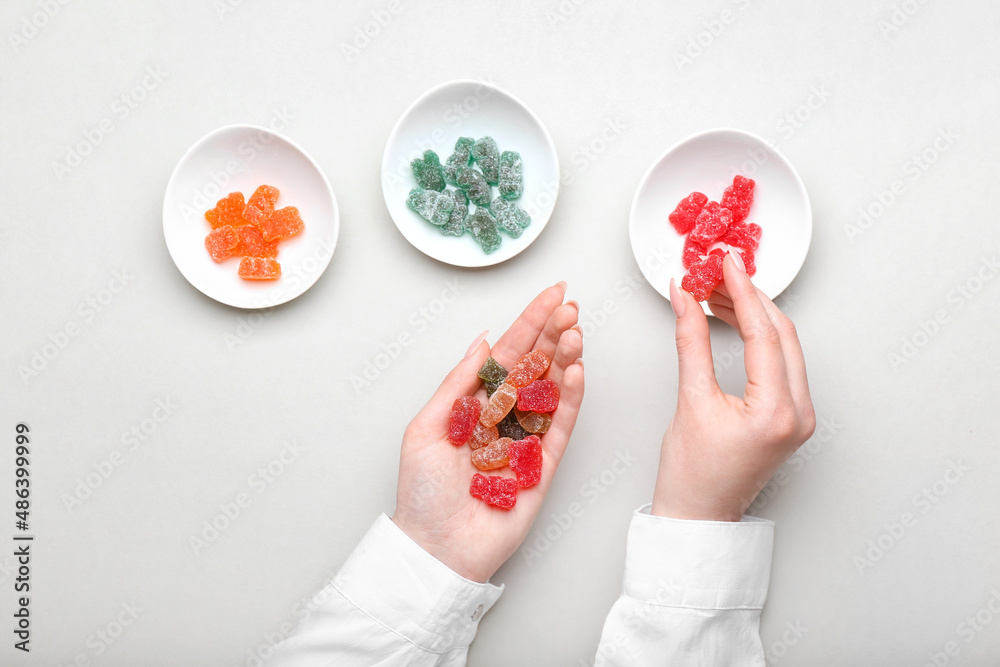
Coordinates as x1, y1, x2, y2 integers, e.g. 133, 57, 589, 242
682, 236, 707, 269
505, 350, 551, 388
407, 187, 455, 226
515, 409, 551, 434
466, 208, 502, 254
469, 422, 499, 450
455, 166, 493, 207
469, 473, 518, 510
471, 137, 500, 185
721, 175, 755, 224
260, 206, 304, 242
517, 379, 560, 413
484, 380, 502, 397
235, 224, 279, 258
740, 249, 757, 277
444, 137, 474, 186
245, 185, 280, 227
478, 357, 509, 386
669, 192, 708, 235
448, 396, 482, 445
490, 197, 531, 238
205, 192, 247, 229
471, 437, 512, 471
411, 150, 446, 192
238, 257, 281, 280
509, 436, 542, 488
681, 249, 725, 301
497, 412, 530, 441
480, 383, 517, 427
439, 189, 468, 237
721, 222, 762, 251
205, 225, 240, 262
688, 201, 732, 248
498, 151, 523, 200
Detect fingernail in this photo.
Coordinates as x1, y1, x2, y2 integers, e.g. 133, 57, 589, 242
553, 280, 567, 292
669, 278, 686, 318
465, 330, 488, 358
571, 324, 583, 336
574, 358, 584, 369
566, 299, 580, 311
729, 248, 746, 273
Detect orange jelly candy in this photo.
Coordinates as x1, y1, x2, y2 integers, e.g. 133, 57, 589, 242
205, 192, 247, 229
238, 257, 281, 280
205, 225, 239, 262
245, 185, 280, 227
235, 224, 279, 259
259, 206, 304, 242
505, 350, 551, 388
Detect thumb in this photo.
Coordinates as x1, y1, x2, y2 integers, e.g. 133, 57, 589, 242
426, 330, 490, 414
669, 279, 720, 400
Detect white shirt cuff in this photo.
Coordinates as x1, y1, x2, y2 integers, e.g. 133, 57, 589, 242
332, 514, 504, 652
622, 504, 774, 610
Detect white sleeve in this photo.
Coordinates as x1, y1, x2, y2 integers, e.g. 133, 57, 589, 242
265, 514, 503, 667
594, 505, 774, 667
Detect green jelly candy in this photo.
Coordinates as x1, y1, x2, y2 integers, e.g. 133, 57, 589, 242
491, 197, 531, 238
455, 166, 493, 207
407, 187, 454, 226
498, 151, 523, 200
444, 137, 474, 186
472, 137, 500, 185
440, 189, 468, 237
411, 150, 446, 192
478, 357, 509, 386
466, 207, 502, 254
484, 380, 501, 397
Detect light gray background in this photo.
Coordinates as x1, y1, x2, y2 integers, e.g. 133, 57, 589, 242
2, 1, 998, 665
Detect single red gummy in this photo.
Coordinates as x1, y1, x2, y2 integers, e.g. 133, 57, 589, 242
448, 397, 481, 445
668, 192, 708, 235
470, 473, 518, 509
682, 236, 707, 269
688, 202, 732, 248
681, 250, 726, 302
508, 435, 543, 488
721, 175, 755, 224
721, 222, 762, 251
516, 379, 560, 413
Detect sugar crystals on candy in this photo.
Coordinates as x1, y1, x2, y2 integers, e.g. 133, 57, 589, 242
669, 191, 708, 236
516, 379, 560, 413
505, 350, 550, 388
509, 435, 542, 488
407, 187, 455, 226
471, 136, 500, 185
466, 207, 502, 254
448, 396, 482, 445
238, 257, 281, 280
491, 197, 531, 238
411, 150, 446, 192
480, 383, 517, 427
469, 473, 518, 510
205, 225, 239, 262
498, 151, 523, 200
472, 437, 512, 471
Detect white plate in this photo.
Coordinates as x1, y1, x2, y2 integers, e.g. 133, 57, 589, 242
629, 128, 812, 314
163, 125, 339, 309
381, 80, 559, 267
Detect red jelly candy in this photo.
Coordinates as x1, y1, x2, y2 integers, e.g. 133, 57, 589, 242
448, 397, 481, 445
721, 175, 755, 224
470, 473, 518, 510
505, 350, 550, 388
235, 224, 279, 258
260, 206, 304, 242
516, 379, 560, 413
740, 249, 757, 277
508, 435, 542, 488
681, 250, 725, 302
721, 222, 762, 251
238, 257, 282, 280
682, 236, 707, 269
668, 192, 708, 235
205, 192, 247, 229
688, 202, 732, 248
205, 225, 239, 262
245, 185, 280, 227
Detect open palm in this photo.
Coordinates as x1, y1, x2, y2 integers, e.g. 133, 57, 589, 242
392, 283, 584, 583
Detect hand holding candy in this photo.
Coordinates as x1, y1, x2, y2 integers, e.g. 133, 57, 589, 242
652, 252, 816, 521
392, 283, 584, 583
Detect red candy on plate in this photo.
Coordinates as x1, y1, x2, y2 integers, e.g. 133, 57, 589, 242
668, 191, 708, 235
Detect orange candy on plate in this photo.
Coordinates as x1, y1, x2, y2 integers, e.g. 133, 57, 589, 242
202, 184, 304, 281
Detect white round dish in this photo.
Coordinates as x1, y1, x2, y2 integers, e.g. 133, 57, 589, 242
628, 128, 812, 314
381, 80, 559, 267
163, 125, 339, 309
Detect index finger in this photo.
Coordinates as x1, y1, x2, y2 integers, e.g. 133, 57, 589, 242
723, 251, 789, 398
490, 282, 568, 367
